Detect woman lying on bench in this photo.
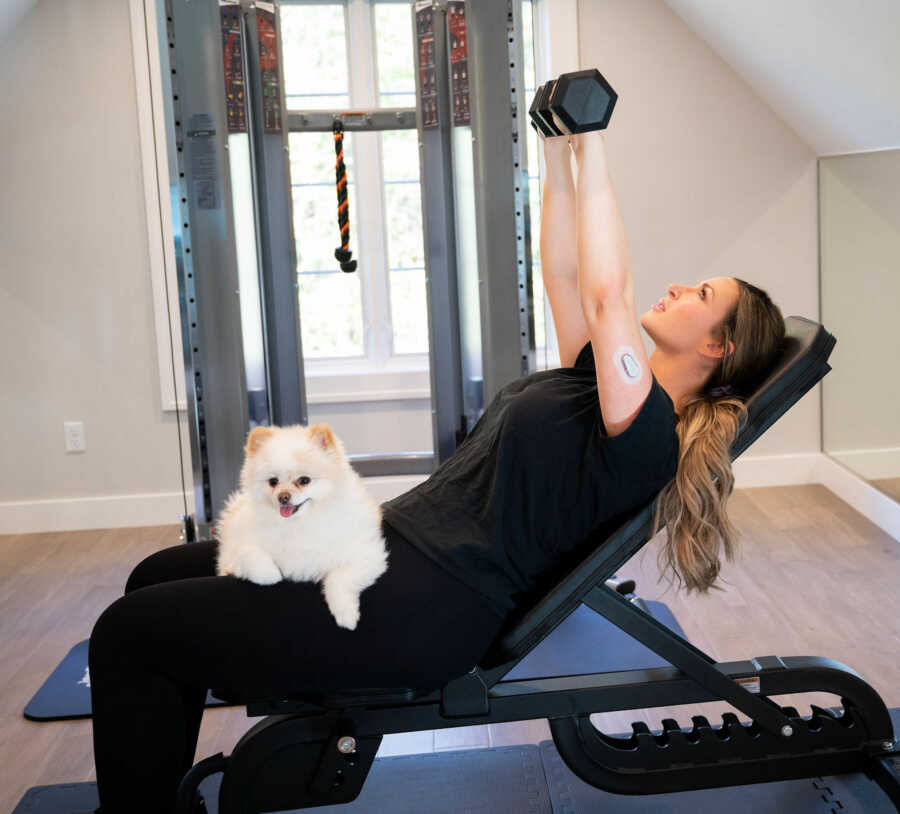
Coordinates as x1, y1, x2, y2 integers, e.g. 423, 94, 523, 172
85, 129, 786, 813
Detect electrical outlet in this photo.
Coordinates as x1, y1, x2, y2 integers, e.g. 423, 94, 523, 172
64, 421, 86, 453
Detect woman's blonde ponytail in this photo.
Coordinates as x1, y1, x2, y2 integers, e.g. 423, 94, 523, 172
651, 395, 747, 593
651, 279, 785, 594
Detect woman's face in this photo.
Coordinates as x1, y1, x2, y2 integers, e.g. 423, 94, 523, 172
640, 277, 741, 357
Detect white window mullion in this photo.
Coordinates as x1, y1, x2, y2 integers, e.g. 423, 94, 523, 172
345, 0, 391, 367
366, 1, 395, 365
372, 140, 394, 364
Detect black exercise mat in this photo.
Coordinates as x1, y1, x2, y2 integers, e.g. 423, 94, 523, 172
13, 744, 553, 814
15, 725, 900, 814
23, 640, 230, 721
505, 600, 684, 679
25, 600, 681, 721
12, 781, 100, 814
539, 707, 900, 813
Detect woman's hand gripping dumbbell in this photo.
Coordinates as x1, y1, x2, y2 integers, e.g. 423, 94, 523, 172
531, 68, 618, 164
529, 68, 617, 138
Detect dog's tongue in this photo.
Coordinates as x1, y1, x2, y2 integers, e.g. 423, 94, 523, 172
280, 506, 296, 518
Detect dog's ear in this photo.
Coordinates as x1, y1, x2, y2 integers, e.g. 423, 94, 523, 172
308, 423, 336, 452
245, 426, 273, 456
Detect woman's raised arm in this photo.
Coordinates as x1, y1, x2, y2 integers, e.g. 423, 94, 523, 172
571, 131, 635, 313
539, 134, 591, 366
570, 130, 650, 437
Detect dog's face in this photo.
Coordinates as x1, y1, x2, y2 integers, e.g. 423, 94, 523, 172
239, 424, 346, 519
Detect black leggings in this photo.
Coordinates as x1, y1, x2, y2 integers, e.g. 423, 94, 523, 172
88, 523, 506, 814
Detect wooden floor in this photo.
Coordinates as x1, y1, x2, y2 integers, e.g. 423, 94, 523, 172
2, 484, 899, 812
872, 476, 900, 503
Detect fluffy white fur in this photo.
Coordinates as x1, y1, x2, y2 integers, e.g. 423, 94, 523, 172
215, 423, 389, 630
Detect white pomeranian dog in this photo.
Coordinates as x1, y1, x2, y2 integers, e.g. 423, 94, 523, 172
215, 423, 389, 630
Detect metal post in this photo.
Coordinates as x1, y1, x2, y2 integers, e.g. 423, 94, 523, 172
466, 0, 535, 404
163, 0, 249, 537
412, 0, 466, 462
242, 0, 308, 427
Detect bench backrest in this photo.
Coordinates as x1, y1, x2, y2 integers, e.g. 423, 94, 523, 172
481, 316, 836, 669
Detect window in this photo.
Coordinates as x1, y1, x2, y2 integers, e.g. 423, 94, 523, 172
279, 0, 548, 371
133, 0, 558, 413
280, 0, 429, 367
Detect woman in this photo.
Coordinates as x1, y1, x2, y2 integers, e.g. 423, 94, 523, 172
537, 126, 786, 592
85, 129, 785, 813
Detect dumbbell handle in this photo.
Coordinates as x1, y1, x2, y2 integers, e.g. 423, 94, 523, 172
529, 82, 564, 138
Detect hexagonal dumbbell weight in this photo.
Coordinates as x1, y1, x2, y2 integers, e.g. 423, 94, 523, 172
529, 69, 617, 137
529, 83, 560, 137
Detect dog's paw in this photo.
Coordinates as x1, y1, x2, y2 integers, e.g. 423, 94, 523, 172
326, 594, 360, 631
246, 564, 283, 586
231, 547, 283, 586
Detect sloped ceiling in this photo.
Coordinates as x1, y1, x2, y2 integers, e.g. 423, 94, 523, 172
3, 0, 896, 155
663, 0, 900, 156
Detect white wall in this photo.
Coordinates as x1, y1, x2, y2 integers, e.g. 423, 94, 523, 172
1, 0, 827, 535
0, 0, 191, 533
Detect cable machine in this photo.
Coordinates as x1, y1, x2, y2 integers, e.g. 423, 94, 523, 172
156, 0, 535, 540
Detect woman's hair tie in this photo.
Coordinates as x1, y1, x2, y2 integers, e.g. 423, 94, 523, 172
708, 384, 733, 397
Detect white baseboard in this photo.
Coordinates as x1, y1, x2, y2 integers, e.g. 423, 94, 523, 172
811, 454, 900, 543
1, 458, 896, 543
732, 452, 823, 488
362, 474, 430, 504
827, 446, 900, 481
0, 476, 428, 536
0, 492, 192, 536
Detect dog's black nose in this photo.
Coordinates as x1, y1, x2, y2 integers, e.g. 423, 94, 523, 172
278, 492, 291, 505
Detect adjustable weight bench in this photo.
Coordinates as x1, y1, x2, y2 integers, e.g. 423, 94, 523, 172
178, 316, 900, 813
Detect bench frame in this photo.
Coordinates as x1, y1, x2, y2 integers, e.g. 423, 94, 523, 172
176, 317, 900, 813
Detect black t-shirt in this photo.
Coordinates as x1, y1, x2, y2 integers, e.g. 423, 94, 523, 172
381, 341, 680, 619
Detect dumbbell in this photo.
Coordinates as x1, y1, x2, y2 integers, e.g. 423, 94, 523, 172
529, 69, 617, 137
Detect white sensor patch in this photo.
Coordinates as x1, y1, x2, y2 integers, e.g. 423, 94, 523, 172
613, 346, 642, 383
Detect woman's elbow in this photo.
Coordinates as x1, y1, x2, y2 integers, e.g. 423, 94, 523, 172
579, 268, 633, 314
